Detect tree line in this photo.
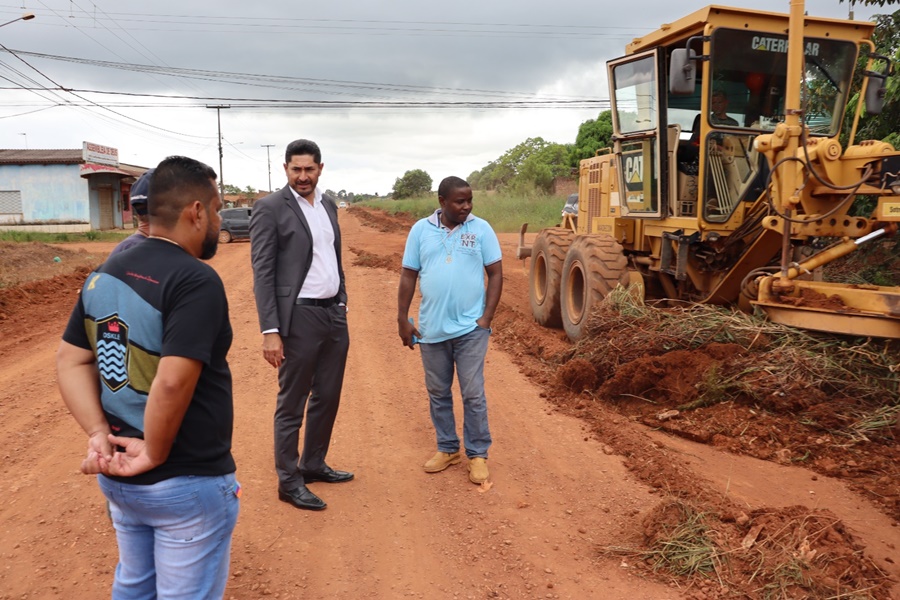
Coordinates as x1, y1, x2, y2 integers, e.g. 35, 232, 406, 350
467, 112, 615, 194
390, 112, 615, 199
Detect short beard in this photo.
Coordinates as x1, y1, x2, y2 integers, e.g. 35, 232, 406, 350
200, 224, 218, 260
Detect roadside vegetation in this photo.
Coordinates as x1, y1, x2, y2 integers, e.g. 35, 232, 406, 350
582, 286, 900, 410
824, 236, 900, 287
542, 287, 899, 599
0, 230, 128, 243
356, 190, 564, 233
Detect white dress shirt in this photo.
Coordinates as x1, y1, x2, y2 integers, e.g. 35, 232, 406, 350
289, 186, 341, 300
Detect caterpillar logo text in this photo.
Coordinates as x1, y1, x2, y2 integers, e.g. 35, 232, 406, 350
750, 36, 820, 56
625, 155, 643, 185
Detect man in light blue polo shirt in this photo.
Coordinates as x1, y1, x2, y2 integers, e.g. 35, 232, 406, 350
398, 176, 503, 484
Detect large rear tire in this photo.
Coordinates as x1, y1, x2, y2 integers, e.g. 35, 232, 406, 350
561, 234, 628, 341
218, 229, 232, 244
529, 228, 574, 328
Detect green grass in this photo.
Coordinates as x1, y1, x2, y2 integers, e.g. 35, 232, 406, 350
0, 230, 130, 243
357, 190, 566, 233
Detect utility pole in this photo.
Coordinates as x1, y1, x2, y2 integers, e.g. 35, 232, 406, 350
261, 144, 275, 192
206, 105, 230, 196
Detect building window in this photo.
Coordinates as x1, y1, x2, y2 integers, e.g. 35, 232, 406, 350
0, 190, 23, 220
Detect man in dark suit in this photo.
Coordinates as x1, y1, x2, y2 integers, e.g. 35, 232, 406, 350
250, 139, 353, 512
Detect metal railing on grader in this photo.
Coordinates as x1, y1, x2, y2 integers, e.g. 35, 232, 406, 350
518, 0, 900, 341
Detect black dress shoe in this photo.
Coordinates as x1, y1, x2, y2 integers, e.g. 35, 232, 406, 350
278, 485, 326, 511
301, 465, 354, 484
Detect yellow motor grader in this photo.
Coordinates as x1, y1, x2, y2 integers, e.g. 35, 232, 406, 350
518, 0, 900, 340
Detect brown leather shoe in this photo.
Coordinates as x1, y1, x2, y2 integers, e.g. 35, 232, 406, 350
468, 457, 489, 484
423, 451, 461, 473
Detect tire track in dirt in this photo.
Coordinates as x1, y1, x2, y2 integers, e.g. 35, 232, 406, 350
208, 209, 676, 599
2, 207, 895, 598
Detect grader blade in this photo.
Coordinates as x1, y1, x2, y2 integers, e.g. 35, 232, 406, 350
753, 278, 900, 338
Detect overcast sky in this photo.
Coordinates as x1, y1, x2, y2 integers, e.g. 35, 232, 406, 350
0, 0, 887, 196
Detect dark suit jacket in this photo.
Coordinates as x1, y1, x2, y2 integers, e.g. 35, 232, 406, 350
249, 186, 347, 334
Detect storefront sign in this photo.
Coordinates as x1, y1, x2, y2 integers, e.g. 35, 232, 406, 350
82, 142, 119, 166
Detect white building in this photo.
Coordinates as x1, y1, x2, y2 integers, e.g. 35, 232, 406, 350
0, 143, 147, 232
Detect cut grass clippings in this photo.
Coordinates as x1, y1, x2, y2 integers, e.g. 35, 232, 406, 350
575, 286, 900, 442
604, 499, 888, 599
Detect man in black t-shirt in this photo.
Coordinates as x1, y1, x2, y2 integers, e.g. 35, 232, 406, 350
57, 156, 239, 599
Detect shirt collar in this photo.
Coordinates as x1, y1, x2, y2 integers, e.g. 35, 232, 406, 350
427, 209, 474, 230
288, 186, 322, 206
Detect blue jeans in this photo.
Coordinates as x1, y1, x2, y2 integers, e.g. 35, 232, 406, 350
419, 326, 492, 458
98, 473, 240, 600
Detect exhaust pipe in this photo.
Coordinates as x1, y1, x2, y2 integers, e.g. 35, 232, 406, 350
516, 223, 531, 259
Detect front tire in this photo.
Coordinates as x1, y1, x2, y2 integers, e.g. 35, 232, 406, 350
529, 228, 574, 328
560, 235, 628, 341
218, 229, 233, 244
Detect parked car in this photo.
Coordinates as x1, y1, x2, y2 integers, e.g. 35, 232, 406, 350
338, 201, 348, 209
219, 207, 251, 243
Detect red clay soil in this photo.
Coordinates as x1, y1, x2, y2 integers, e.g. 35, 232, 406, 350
351, 206, 900, 599
776, 287, 859, 312
1, 209, 898, 599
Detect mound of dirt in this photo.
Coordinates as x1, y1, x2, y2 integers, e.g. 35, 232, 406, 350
350, 205, 417, 233
598, 343, 746, 407
556, 357, 598, 392
349, 246, 402, 271
0, 268, 92, 321
541, 297, 900, 524
0, 241, 103, 288
10, 221, 898, 599
325, 212, 900, 597
489, 256, 897, 596
629, 500, 892, 600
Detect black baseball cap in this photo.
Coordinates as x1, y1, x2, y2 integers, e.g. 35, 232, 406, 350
129, 169, 154, 216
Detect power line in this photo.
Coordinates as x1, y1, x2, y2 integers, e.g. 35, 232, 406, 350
0, 9, 615, 150
0, 87, 611, 109
64, 0, 207, 97
0, 61, 70, 105
5, 6, 653, 37
2, 48, 600, 103
0, 104, 57, 119
29, 22, 639, 40
0, 44, 215, 139
34, 0, 143, 70
224, 138, 260, 163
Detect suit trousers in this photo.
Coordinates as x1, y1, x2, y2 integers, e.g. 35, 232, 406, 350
274, 303, 349, 488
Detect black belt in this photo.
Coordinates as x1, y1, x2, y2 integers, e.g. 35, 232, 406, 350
295, 296, 339, 307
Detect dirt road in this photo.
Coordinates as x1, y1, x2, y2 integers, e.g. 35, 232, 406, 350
1, 208, 897, 599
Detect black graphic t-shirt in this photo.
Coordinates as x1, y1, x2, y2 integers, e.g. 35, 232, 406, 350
63, 239, 235, 485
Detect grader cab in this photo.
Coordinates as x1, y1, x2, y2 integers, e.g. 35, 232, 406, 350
518, 1, 900, 340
